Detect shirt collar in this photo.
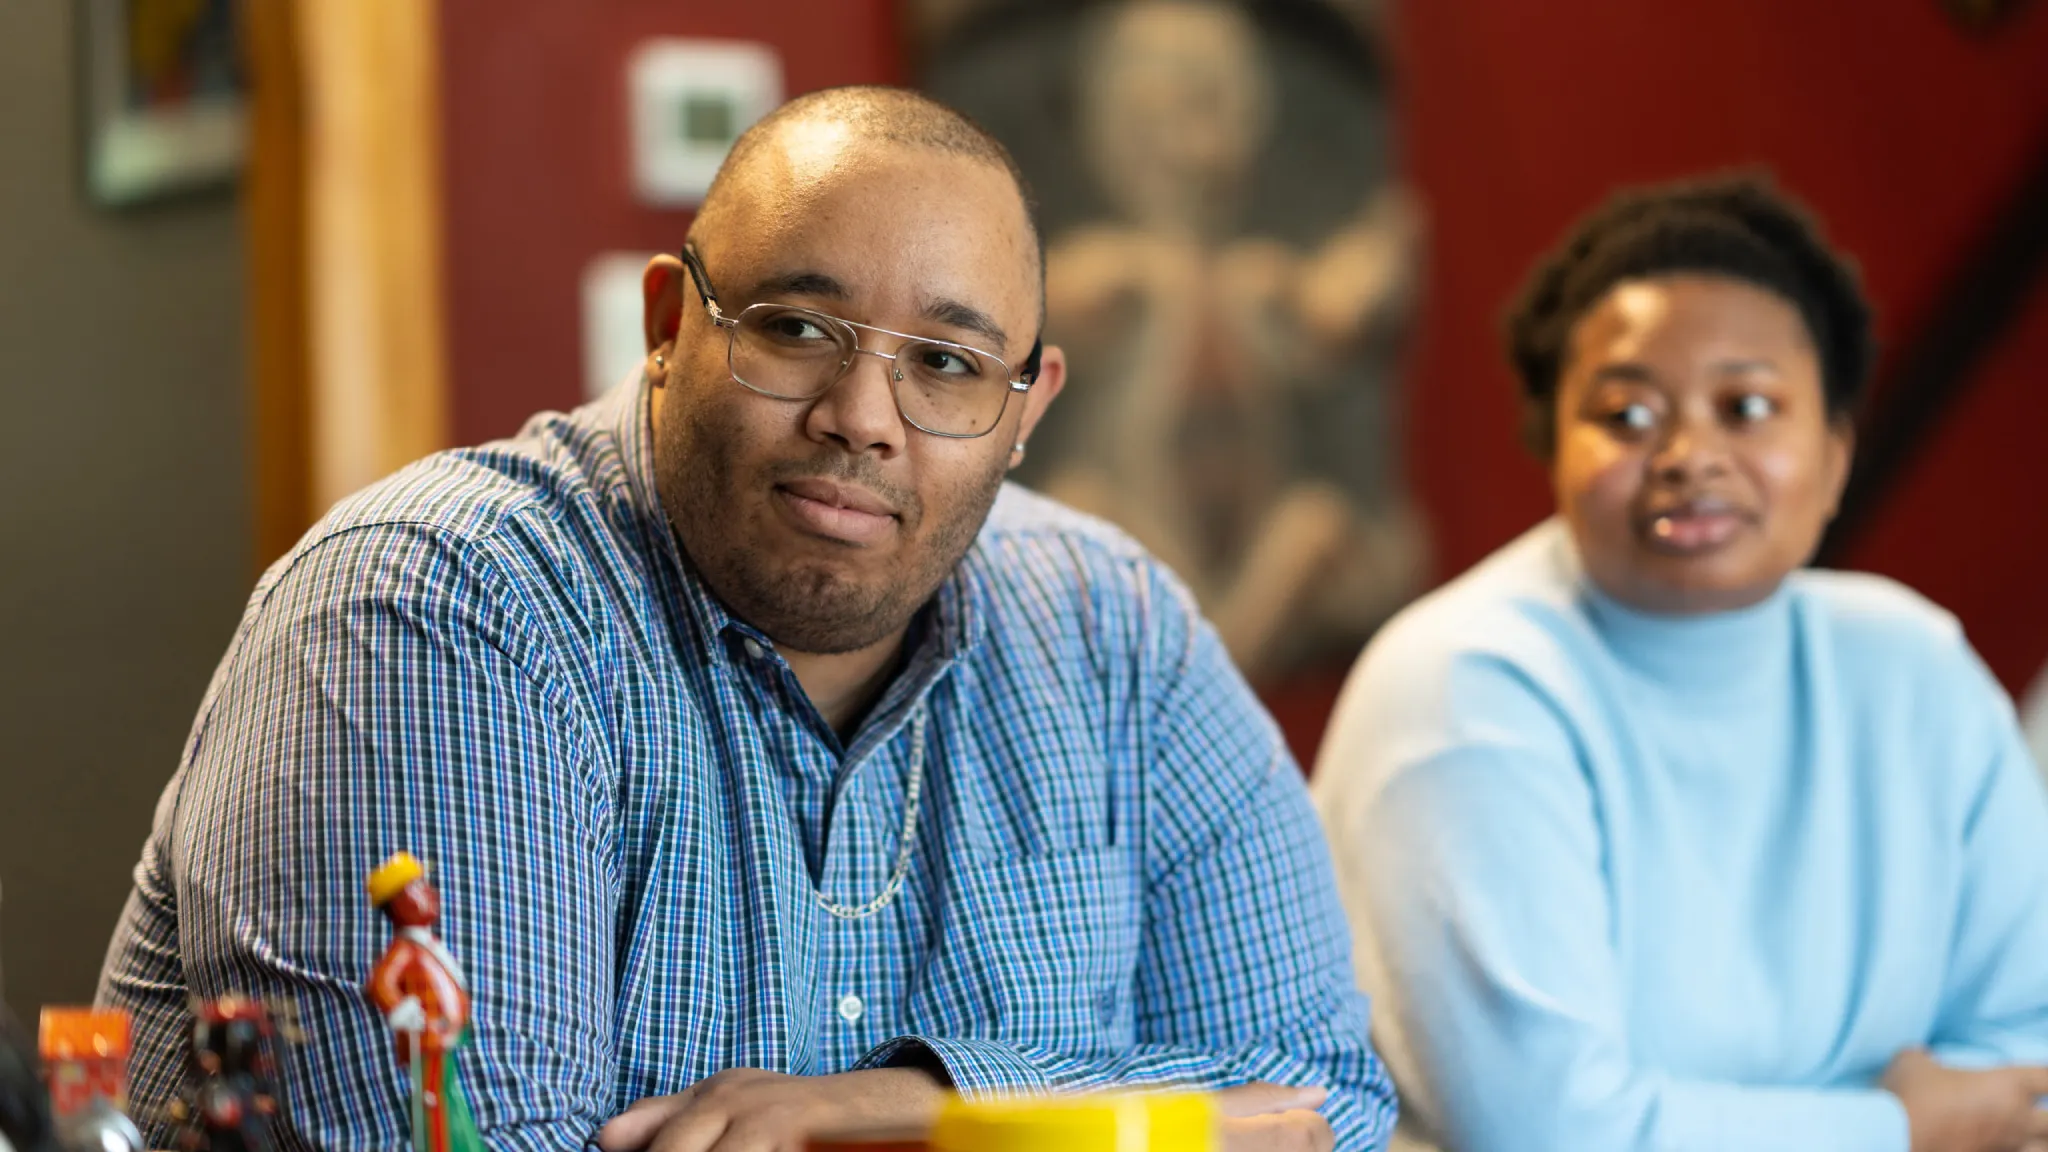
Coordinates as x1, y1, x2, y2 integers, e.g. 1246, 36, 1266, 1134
608, 371, 990, 671
1548, 517, 1794, 694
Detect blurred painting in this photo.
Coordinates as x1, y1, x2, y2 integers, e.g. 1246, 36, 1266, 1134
918, 0, 1425, 684
82, 0, 247, 206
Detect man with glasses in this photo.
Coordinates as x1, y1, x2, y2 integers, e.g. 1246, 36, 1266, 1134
100, 87, 1394, 1152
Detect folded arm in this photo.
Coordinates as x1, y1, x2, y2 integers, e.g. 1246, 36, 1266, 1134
868, 569, 1396, 1149
100, 524, 615, 1152
1361, 740, 1912, 1151
1930, 645, 2048, 1069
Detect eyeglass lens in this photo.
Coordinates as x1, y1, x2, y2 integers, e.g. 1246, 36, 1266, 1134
729, 305, 1012, 437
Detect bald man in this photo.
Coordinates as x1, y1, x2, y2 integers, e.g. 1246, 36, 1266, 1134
99, 88, 1395, 1152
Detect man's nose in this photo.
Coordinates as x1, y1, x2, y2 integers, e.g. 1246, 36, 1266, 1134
803, 345, 909, 457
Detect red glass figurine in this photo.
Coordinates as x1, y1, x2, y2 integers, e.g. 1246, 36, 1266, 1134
168, 996, 282, 1152
365, 853, 483, 1152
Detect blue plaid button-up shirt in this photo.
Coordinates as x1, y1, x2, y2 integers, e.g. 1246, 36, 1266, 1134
99, 376, 1396, 1152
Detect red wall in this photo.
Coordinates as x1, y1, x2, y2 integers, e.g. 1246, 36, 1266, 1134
433, 0, 2048, 761
1394, 0, 2048, 692
436, 0, 902, 447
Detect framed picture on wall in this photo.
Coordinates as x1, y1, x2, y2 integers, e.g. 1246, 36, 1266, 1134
917, 0, 1427, 686
80, 0, 248, 206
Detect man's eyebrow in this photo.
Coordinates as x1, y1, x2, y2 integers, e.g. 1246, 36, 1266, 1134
744, 271, 849, 302
922, 298, 1010, 354
741, 273, 1013, 353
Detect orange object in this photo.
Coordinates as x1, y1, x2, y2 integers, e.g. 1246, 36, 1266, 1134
37, 1009, 129, 1062
37, 1008, 133, 1118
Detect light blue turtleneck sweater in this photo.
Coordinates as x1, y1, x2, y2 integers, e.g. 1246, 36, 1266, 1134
1313, 519, 2048, 1152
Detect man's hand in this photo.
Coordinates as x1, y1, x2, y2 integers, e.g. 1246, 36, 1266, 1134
596, 1068, 947, 1152
1883, 1049, 2048, 1152
1216, 1082, 1334, 1152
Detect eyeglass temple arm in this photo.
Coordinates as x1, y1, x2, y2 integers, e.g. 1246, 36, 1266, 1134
679, 245, 729, 324
1020, 338, 1044, 386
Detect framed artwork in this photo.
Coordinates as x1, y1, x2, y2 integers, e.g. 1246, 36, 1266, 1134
917, 0, 1425, 684
80, 0, 247, 206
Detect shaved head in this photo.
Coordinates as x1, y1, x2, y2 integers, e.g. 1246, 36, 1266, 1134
688, 86, 1043, 302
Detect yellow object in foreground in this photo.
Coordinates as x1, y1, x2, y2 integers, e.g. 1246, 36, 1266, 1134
931, 1092, 1217, 1152
367, 850, 426, 907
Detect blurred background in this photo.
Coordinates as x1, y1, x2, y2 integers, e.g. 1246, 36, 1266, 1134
3, 0, 2045, 1025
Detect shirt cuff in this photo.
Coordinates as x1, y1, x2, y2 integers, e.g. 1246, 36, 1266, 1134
860, 1036, 1052, 1099
1661, 1082, 1908, 1152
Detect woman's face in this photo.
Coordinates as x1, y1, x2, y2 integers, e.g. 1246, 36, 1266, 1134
1551, 274, 1853, 614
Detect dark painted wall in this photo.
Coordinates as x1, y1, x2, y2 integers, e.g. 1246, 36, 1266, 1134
0, 7, 251, 1021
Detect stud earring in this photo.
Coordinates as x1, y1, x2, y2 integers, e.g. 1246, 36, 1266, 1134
654, 353, 666, 368
1012, 441, 1027, 464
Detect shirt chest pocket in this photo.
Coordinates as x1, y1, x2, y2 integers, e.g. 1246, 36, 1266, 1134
922, 847, 1142, 1051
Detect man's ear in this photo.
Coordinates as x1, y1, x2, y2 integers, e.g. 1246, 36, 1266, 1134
1012, 343, 1067, 451
643, 254, 686, 356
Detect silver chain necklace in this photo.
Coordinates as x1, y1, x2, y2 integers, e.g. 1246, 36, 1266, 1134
815, 706, 928, 920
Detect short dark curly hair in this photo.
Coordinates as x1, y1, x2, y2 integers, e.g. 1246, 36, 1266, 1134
1503, 172, 1876, 457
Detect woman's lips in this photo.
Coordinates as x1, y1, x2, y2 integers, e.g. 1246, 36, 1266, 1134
1639, 500, 1751, 554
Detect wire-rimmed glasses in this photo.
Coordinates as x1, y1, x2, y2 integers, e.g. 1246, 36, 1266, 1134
680, 245, 1040, 439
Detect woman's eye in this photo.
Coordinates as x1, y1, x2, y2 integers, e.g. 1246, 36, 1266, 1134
1604, 403, 1656, 434
1730, 393, 1778, 423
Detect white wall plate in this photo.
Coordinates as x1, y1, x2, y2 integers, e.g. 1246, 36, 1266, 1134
581, 251, 655, 400
627, 38, 783, 207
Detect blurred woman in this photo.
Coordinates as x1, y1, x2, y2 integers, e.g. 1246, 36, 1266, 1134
1313, 175, 2048, 1152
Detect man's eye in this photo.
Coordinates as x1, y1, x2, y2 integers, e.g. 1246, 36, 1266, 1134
916, 346, 985, 378
770, 317, 830, 341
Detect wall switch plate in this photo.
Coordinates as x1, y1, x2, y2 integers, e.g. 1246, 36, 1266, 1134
582, 251, 653, 400
627, 38, 782, 206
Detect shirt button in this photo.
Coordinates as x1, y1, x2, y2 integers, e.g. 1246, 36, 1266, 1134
742, 638, 766, 660
837, 994, 864, 1023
